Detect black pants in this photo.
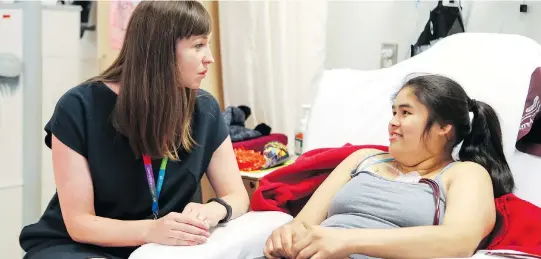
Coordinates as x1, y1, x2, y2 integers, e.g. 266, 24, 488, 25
24, 241, 124, 259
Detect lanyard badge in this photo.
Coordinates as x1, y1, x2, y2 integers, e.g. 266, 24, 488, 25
143, 155, 168, 219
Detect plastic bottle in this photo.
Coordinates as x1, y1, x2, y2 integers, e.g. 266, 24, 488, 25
294, 104, 311, 156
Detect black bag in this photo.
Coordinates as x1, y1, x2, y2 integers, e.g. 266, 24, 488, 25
411, 0, 465, 57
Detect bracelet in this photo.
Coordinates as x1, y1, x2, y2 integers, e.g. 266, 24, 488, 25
207, 197, 232, 223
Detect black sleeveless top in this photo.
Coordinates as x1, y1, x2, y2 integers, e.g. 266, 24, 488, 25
19, 82, 229, 258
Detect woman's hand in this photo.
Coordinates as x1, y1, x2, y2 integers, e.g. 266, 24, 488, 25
264, 220, 309, 259
144, 212, 211, 246
291, 225, 352, 259
182, 202, 227, 228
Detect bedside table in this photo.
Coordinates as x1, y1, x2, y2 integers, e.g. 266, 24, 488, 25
240, 158, 296, 199
201, 157, 296, 202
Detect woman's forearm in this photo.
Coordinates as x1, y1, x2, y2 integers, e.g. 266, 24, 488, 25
344, 226, 480, 259
67, 215, 153, 247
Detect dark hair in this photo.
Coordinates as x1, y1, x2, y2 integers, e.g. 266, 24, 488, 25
399, 74, 515, 198
89, 1, 211, 160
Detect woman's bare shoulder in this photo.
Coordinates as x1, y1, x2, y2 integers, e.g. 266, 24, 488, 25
345, 148, 388, 166
448, 161, 488, 174
446, 161, 492, 184
350, 148, 388, 158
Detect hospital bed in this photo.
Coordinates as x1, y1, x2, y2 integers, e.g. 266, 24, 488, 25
129, 33, 541, 259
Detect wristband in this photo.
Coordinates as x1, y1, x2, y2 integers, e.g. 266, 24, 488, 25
207, 197, 232, 223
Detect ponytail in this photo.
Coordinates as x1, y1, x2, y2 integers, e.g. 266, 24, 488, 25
458, 99, 515, 198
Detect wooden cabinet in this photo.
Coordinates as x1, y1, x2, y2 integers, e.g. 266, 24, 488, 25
242, 177, 260, 199
201, 174, 262, 202
201, 158, 295, 204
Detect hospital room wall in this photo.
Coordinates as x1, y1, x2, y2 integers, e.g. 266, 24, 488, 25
325, 0, 541, 70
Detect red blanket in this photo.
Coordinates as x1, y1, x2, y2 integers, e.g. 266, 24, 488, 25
250, 144, 388, 215
487, 193, 541, 255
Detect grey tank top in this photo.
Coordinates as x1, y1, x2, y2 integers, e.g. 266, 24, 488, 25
320, 152, 455, 259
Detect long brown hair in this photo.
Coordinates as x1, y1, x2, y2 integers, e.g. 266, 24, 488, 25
90, 1, 211, 160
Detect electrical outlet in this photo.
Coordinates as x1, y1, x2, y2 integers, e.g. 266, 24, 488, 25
380, 43, 398, 68
520, 4, 528, 13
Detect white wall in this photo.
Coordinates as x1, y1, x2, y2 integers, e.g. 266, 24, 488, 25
326, 0, 540, 70
41, 9, 92, 211
0, 186, 22, 258
466, 1, 541, 41
326, 0, 436, 70
0, 5, 84, 258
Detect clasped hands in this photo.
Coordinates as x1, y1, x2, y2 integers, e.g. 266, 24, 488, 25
264, 220, 352, 259
144, 201, 227, 246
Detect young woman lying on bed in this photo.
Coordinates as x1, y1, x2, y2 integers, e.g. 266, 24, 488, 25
264, 74, 515, 259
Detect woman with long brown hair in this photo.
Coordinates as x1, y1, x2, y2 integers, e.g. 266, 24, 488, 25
19, 2, 249, 258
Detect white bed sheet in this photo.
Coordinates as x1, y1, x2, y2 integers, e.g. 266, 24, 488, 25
128, 211, 293, 259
